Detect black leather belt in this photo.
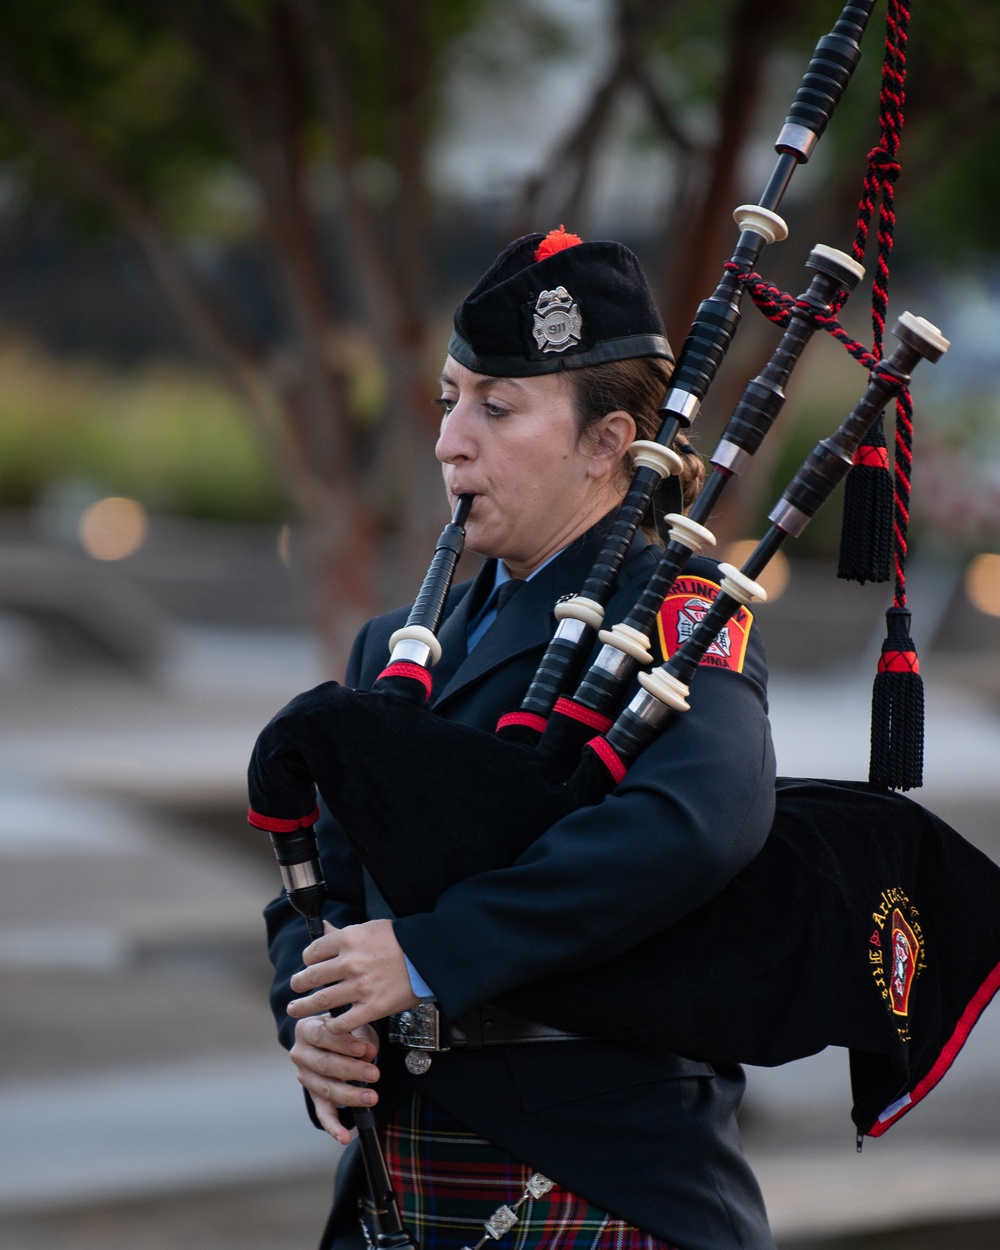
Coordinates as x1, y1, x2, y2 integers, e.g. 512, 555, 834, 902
388, 1002, 586, 1056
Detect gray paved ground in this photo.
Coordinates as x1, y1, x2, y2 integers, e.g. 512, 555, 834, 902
0, 598, 997, 1249
0, 1176, 336, 1250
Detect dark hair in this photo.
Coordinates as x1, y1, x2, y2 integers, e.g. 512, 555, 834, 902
567, 356, 705, 537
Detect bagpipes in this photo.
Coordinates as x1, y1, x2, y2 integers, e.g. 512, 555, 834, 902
250, 0, 1000, 1173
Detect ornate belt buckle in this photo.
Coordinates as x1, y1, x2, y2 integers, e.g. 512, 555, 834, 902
389, 1003, 449, 1074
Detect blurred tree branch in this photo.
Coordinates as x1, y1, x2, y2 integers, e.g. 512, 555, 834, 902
0, 0, 481, 669
512, 0, 689, 234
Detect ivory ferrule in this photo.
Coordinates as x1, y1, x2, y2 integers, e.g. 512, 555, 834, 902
895, 311, 950, 361
717, 562, 767, 605
809, 243, 865, 285
553, 596, 605, 632
665, 513, 716, 553
388, 625, 442, 667
629, 440, 684, 480
733, 204, 789, 245
634, 671, 690, 717
597, 624, 653, 666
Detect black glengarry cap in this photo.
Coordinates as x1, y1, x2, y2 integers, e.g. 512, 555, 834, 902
449, 227, 673, 377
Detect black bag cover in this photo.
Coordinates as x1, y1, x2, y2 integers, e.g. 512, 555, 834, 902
503, 777, 1000, 1135
248, 686, 1000, 1136
247, 681, 606, 914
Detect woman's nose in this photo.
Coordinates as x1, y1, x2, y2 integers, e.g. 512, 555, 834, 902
435, 403, 474, 465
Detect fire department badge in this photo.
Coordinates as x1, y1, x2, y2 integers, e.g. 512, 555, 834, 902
868, 887, 927, 1042
655, 576, 752, 673
532, 287, 583, 353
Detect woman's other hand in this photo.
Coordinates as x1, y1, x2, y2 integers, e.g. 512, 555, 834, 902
288, 919, 419, 1033
289, 1017, 380, 1145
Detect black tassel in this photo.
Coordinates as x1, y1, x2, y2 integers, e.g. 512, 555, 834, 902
838, 418, 893, 583
869, 606, 924, 791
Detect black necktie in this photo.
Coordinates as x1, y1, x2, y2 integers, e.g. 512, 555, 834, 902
493, 578, 525, 614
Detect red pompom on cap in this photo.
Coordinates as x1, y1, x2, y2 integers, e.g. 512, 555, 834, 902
534, 225, 583, 262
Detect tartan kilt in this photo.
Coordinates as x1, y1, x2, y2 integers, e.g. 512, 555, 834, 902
361, 1091, 677, 1250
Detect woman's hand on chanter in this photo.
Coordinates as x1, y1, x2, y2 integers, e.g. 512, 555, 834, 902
290, 1017, 380, 1145
288, 918, 420, 1034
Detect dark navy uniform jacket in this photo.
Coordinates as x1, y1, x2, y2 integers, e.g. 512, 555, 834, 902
265, 520, 778, 1250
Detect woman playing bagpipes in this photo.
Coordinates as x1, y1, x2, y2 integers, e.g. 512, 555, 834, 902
264, 229, 780, 1250
256, 2, 1000, 1239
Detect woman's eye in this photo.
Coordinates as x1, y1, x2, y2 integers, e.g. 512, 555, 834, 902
434, 396, 456, 415
483, 401, 509, 419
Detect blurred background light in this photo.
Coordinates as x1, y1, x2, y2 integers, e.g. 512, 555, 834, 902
78, 496, 149, 561
723, 540, 791, 603
965, 552, 1000, 617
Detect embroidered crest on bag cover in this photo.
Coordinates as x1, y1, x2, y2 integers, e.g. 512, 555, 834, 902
656, 576, 752, 673
868, 887, 927, 1042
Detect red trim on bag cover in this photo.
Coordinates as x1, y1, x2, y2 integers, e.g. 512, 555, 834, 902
853, 445, 890, 469
247, 804, 320, 833
868, 956, 1000, 1136
496, 711, 548, 735
377, 661, 433, 699
553, 697, 613, 733
877, 649, 920, 675
587, 735, 626, 785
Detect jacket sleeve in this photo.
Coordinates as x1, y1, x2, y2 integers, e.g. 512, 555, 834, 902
393, 628, 776, 1022
263, 622, 374, 1051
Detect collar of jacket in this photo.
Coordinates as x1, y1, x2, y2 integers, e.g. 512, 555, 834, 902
430, 515, 651, 712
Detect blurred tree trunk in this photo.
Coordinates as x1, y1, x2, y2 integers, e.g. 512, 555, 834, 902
657, 0, 796, 346
0, 0, 451, 675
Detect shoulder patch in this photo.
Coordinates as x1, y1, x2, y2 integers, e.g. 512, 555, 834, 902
655, 575, 753, 674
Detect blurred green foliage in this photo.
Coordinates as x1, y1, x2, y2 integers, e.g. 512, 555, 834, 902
0, 0, 998, 545
0, 1, 223, 238
0, 339, 288, 520
0, 0, 490, 240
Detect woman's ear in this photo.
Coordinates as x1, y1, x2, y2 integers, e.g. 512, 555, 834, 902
585, 410, 637, 478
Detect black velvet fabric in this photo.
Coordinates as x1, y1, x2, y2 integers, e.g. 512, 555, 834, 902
503, 776, 1000, 1135
249, 700, 1000, 1138
248, 680, 608, 917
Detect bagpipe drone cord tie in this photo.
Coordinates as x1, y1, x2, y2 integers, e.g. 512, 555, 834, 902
836, 0, 909, 585
837, 0, 925, 788
724, 0, 921, 789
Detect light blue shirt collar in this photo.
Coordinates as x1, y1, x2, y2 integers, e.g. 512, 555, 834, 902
466, 550, 562, 650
